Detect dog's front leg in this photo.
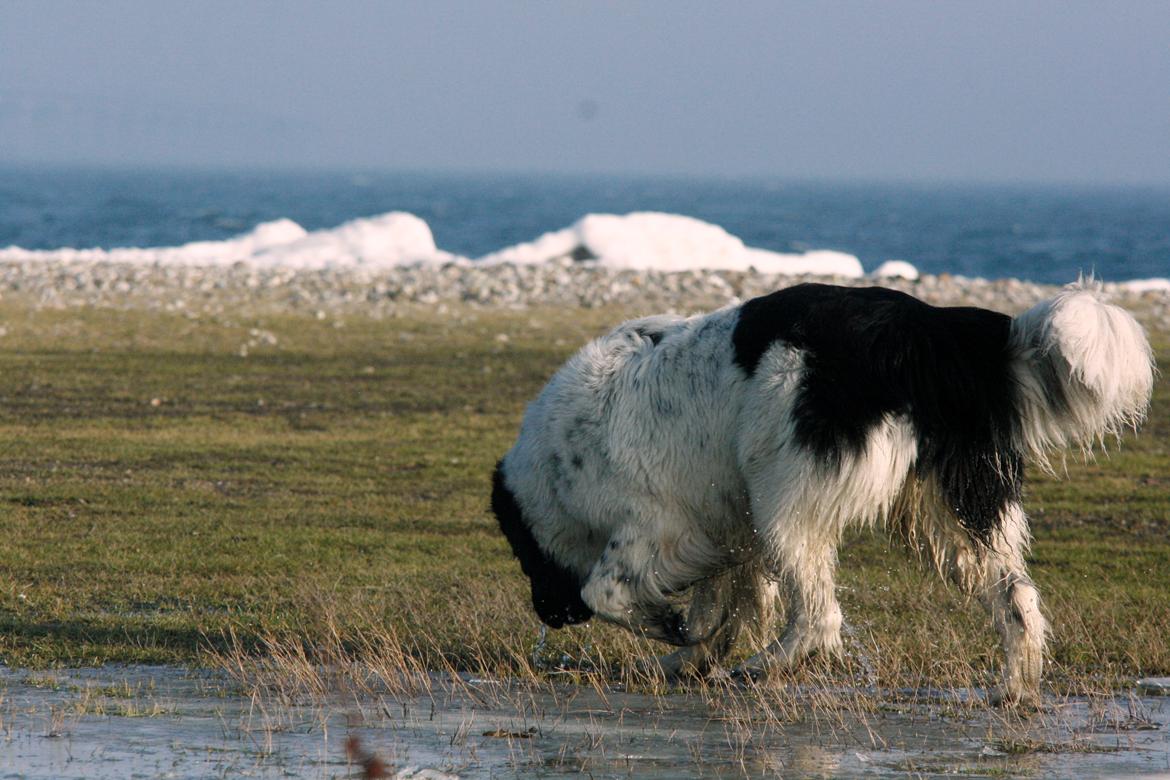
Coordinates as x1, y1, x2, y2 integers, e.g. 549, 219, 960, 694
736, 537, 844, 678
580, 529, 714, 647
650, 562, 778, 679
647, 573, 738, 678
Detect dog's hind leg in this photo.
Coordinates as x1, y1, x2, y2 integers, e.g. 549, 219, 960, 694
978, 503, 1047, 707
899, 493, 1047, 707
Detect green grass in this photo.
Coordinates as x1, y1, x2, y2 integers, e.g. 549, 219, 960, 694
0, 301, 1166, 691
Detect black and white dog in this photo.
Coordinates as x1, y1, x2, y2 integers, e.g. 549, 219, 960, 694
492, 281, 1154, 704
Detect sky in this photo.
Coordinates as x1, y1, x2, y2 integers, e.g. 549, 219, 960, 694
1, 1, 1168, 184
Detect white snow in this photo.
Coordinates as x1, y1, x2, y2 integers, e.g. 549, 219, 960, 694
3, 210, 1166, 295
249, 212, 458, 268
871, 259, 920, 280
0, 210, 861, 277
477, 212, 864, 277
0, 212, 458, 269
1117, 277, 1170, 293
1, 210, 861, 275
0, 209, 890, 279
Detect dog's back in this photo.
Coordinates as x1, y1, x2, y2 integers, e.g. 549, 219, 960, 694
733, 283, 1022, 543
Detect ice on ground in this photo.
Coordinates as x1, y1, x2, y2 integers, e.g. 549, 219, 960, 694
477, 212, 864, 277
871, 259, 920, 280
4, 666, 1168, 780
0, 212, 460, 270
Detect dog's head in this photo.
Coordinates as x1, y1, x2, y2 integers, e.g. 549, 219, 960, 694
491, 462, 593, 628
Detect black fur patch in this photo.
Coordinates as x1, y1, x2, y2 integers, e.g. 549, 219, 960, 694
491, 462, 593, 628
732, 283, 1022, 543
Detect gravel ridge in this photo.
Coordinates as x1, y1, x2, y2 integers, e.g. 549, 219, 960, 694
1, 259, 1166, 333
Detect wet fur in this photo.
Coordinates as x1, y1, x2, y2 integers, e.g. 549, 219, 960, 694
493, 281, 1154, 702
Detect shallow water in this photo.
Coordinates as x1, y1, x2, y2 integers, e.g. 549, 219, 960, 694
1, 666, 1168, 778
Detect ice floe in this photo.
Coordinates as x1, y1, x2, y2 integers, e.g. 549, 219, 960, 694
871, 259, 920, 280
0, 212, 457, 269
478, 212, 864, 276
0, 209, 870, 277
1118, 278, 1170, 293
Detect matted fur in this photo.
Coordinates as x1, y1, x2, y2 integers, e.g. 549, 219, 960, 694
492, 281, 1154, 702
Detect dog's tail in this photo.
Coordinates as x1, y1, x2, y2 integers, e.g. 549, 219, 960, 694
1008, 278, 1155, 469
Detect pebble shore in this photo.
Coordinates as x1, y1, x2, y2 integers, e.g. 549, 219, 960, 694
1, 259, 1167, 333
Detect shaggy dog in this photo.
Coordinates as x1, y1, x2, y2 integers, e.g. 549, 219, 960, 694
491, 281, 1154, 705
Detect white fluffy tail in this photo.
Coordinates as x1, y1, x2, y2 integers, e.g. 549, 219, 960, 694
1009, 280, 1155, 468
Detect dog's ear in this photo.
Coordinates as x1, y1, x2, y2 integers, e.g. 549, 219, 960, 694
491, 463, 593, 628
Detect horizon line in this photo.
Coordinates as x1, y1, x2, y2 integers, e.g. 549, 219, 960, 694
3, 158, 1169, 192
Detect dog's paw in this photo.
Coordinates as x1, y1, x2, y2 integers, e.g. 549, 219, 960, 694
636, 605, 694, 647
729, 662, 769, 685
988, 687, 1044, 711
658, 609, 692, 646
633, 655, 710, 685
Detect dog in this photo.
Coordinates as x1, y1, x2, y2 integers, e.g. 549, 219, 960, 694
491, 280, 1154, 704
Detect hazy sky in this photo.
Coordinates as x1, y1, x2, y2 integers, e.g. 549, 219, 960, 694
2, 1, 1168, 183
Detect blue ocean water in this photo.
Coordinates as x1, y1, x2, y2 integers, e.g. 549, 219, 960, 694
1, 166, 1167, 283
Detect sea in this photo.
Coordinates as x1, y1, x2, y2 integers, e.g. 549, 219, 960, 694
1, 165, 1167, 284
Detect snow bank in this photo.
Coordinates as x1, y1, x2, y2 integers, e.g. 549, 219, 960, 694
477, 212, 864, 277
0, 213, 457, 269
248, 212, 458, 268
0, 210, 868, 277
1118, 278, 1170, 293
870, 260, 920, 280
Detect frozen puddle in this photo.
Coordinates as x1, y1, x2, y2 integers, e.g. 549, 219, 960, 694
2, 665, 1169, 778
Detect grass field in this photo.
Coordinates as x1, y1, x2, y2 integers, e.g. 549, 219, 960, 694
0, 299, 1166, 695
